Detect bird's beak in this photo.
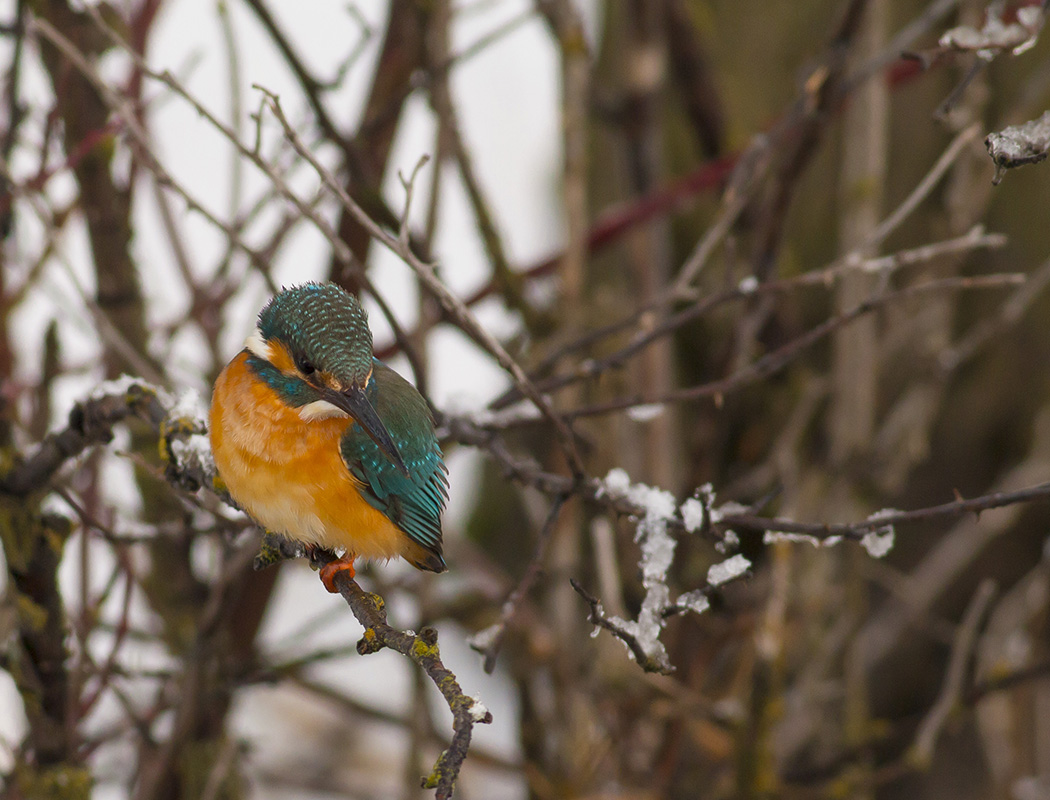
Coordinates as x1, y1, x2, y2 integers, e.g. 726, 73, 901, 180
324, 385, 409, 475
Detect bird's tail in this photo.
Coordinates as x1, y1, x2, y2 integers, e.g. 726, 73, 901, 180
414, 550, 447, 573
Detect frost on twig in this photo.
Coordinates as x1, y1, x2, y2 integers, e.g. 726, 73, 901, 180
860, 526, 895, 558
985, 111, 1050, 184
762, 508, 898, 558
707, 553, 750, 586
908, 6, 1047, 120
575, 470, 752, 674
938, 6, 1046, 58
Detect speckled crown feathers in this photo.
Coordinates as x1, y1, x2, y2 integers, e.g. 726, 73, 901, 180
258, 283, 374, 382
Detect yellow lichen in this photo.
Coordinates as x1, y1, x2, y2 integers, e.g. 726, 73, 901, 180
421, 751, 449, 790
12, 764, 92, 800
411, 637, 440, 660
15, 594, 48, 632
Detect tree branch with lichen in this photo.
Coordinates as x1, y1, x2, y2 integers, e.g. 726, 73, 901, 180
313, 562, 493, 800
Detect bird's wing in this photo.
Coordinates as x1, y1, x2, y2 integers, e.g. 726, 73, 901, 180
340, 362, 448, 559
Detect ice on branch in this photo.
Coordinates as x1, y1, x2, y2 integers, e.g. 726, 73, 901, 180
861, 527, 895, 559
700, 484, 750, 551
708, 554, 750, 586
169, 387, 208, 423
681, 497, 705, 533
681, 484, 746, 555
763, 531, 842, 548
681, 482, 715, 534
985, 111, 1050, 184
677, 590, 710, 615
858, 509, 899, 558
765, 517, 894, 557
626, 403, 665, 422
939, 6, 1045, 58
595, 469, 724, 672
708, 499, 749, 524
764, 531, 822, 547
468, 694, 491, 723
598, 467, 633, 499
79, 377, 217, 494
90, 373, 172, 405
716, 530, 740, 554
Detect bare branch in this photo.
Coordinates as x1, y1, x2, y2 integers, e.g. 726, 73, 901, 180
469, 495, 569, 673
910, 579, 996, 766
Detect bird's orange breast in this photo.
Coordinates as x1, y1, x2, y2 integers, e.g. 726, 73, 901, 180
209, 351, 413, 561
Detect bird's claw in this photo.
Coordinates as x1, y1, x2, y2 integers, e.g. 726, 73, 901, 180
319, 556, 356, 593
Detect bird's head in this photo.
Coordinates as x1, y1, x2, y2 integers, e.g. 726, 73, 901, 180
245, 282, 407, 474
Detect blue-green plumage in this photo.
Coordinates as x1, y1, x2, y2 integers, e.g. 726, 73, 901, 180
259, 282, 374, 385
342, 360, 448, 571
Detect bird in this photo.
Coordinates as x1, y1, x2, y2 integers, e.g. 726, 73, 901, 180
209, 282, 447, 592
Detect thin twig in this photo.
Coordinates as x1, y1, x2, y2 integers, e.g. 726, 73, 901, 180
470, 495, 568, 673
720, 482, 1050, 540
557, 274, 1023, 419
570, 578, 669, 673
909, 579, 996, 765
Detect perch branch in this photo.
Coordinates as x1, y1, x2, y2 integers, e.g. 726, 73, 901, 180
324, 568, 492, 800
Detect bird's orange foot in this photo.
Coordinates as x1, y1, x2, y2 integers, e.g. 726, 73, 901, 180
319, 556, 356, 593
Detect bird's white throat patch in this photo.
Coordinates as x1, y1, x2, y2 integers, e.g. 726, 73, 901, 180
298, 400, 349, 421
245, 327, 272, 361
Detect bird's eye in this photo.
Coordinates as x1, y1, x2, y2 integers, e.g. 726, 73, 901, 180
296, 357, 316, 376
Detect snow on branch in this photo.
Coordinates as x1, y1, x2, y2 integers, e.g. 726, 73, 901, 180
907, 5, 1048, 120
939, 5, 1046, 58
14, 376, 490, 798
574, 469, 752, 674
0, 377, 214, 496
762, 508, 898, 558
574, 471, 906, 674
985, 111, 1050, 184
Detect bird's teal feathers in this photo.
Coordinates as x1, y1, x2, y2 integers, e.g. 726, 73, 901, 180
341, 360, 448, 568
259, 283, 374, 385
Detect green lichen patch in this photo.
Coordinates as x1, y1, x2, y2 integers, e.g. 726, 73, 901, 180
11, 764, 92, 800
421, 750, 449, 790
411, 636, 440, 661
15, 593, 48, 632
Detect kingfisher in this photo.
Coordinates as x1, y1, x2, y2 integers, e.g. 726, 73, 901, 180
209, 282, 447, 592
